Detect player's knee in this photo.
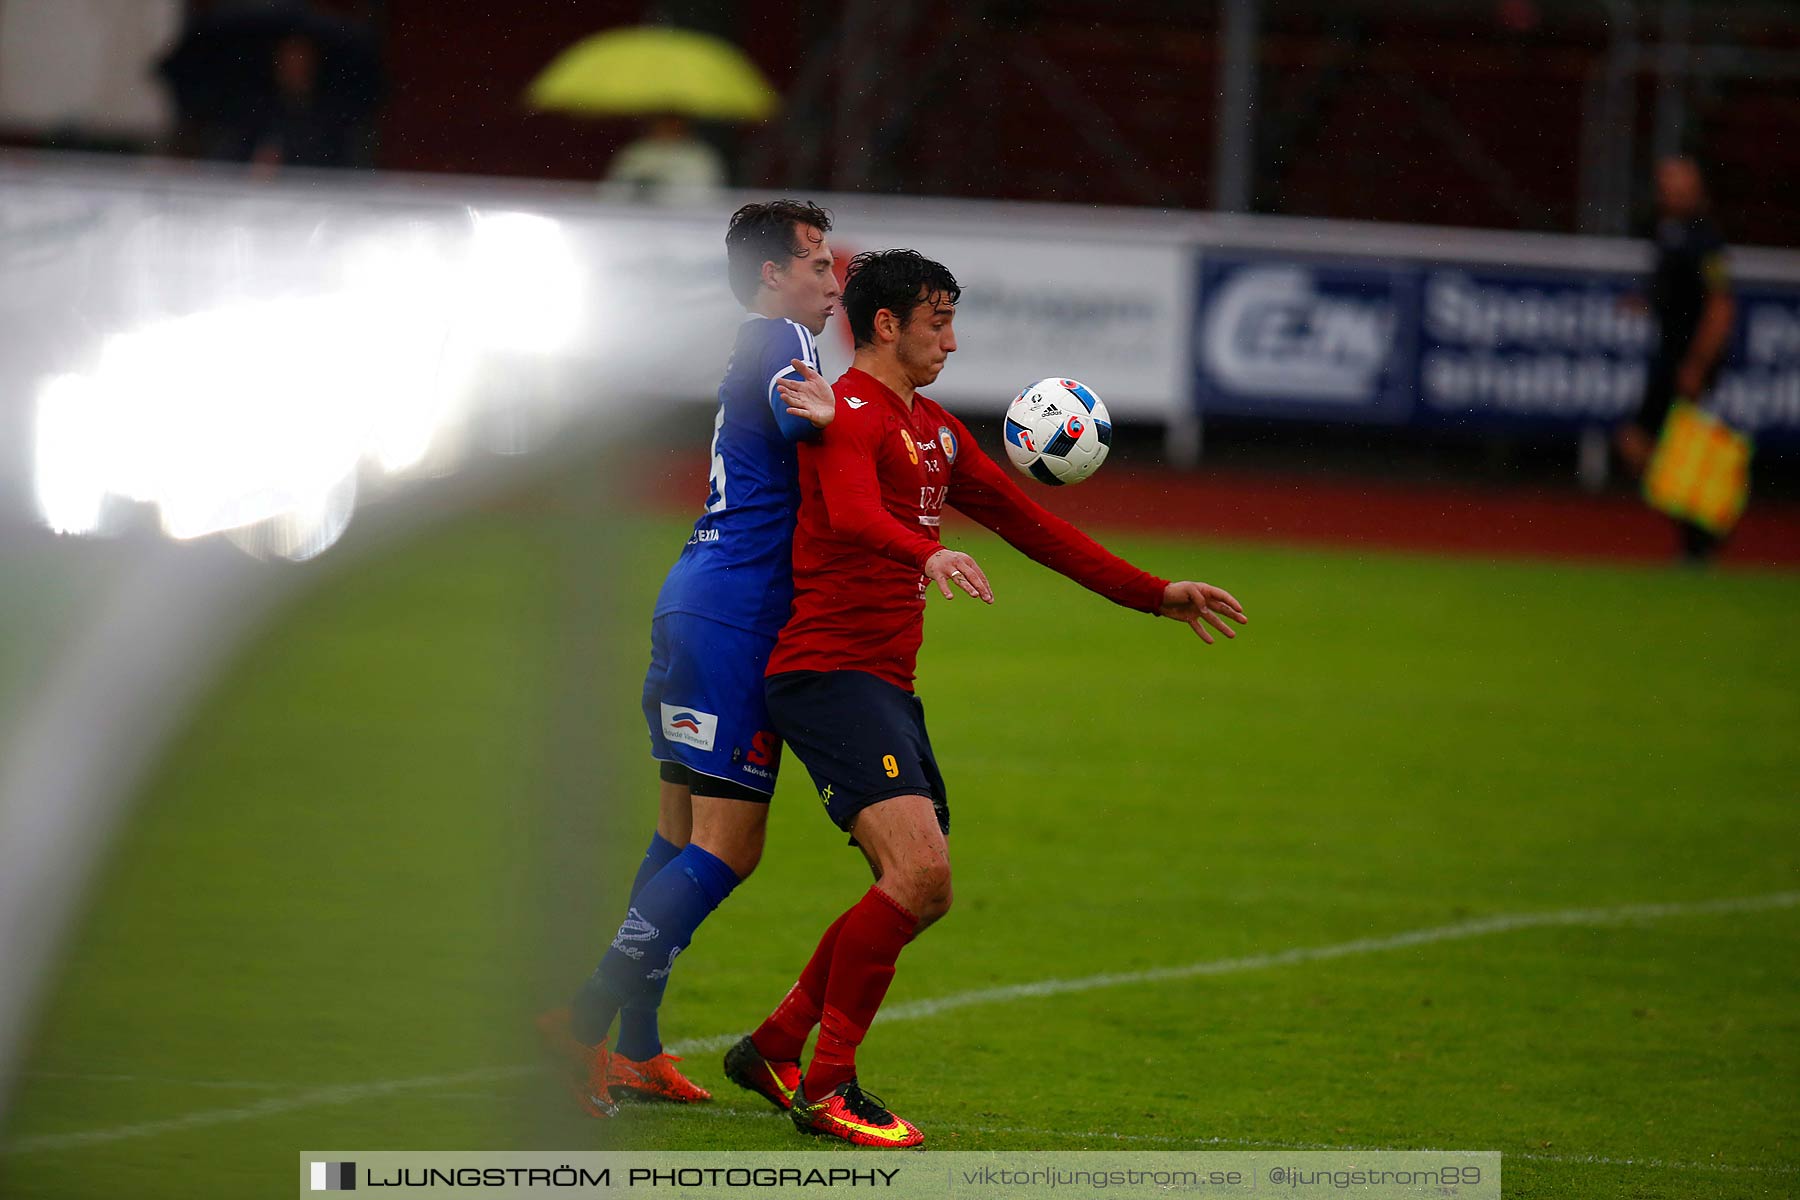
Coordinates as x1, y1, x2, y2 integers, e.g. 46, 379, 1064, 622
906, 858, 954, 923
694, 827, 763, 880
690, 792, 769, 879
728, 837, 764, 879
917, 882, 953, 926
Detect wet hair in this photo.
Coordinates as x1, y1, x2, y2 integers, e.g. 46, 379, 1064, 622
724, 200, 833, 305
842, 249, 962, 348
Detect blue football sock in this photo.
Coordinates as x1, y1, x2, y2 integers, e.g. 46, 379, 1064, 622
571, 844, 740, 1047
616, 832, 681, 1060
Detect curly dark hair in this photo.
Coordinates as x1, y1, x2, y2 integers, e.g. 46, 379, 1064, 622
724, 200, 833, 305
842, 249, 962, 348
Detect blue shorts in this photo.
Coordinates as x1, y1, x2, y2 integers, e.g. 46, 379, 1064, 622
641, 612, 783, 797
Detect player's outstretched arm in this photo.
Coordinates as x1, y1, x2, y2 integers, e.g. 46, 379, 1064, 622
776, 360, 836, 429
923, 548, 993, 603
1157, 580, 1248, 644
942, 415, 1165, 614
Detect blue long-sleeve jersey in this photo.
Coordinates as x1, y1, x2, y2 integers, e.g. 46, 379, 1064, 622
653, 316, 824, 637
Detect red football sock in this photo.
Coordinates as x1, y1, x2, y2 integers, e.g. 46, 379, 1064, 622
803, 886, 918, 1098
751, 907, 851, 1062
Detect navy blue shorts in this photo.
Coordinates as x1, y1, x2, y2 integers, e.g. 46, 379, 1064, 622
765, 670, 949, 836
641, 612, 783, 797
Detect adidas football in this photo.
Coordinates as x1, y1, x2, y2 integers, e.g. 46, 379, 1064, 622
1002, 378, 1113, 486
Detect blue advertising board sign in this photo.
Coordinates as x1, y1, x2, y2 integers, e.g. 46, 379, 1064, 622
1193, 250, 1800, 444
1414, 267, 1650, 428
1713, 282, 1800, 438
1193, 254, 1416, 424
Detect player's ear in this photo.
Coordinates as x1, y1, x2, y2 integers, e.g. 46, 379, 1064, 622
759, 258, 783, 293
874, 307, 898, 344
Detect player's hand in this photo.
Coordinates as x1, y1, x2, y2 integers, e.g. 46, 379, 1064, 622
1614, 422, 1652, 476
1675, 359, 1705, 399
924, 548, 993, 604
777, 360, 836, 429
1158, 581, 1247, 644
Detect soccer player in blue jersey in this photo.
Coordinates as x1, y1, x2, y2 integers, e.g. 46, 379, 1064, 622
538, 201, 840, 1116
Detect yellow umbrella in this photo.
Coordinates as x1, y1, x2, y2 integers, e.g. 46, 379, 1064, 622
526, 26, 780, 122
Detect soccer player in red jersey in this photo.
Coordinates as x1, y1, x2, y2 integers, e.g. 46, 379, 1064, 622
719, 250, 1248, 1147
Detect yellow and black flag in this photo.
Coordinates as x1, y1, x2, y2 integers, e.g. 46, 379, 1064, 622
1644, 400, 1752, 535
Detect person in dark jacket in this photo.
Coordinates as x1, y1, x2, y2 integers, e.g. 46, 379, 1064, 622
224, 34, 355, 170
1616, 156, 1738, 562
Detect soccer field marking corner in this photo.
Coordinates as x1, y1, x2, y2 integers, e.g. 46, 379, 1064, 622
3, 889, 1795, 1161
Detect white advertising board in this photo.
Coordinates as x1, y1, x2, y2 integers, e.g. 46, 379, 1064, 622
590, 213, 1193, 421
811, 226, 1189, 421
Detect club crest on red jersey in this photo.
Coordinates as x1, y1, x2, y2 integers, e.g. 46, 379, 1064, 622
938, 425, 958, 463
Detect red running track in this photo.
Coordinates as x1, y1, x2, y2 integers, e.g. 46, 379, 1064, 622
634, 454, 1800, 569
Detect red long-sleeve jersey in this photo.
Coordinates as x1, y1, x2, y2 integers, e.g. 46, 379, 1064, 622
766, 367, 1169, 690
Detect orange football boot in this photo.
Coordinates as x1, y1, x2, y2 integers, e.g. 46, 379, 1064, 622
534, 1007, 617, 1118
607, 1050, 712, 1103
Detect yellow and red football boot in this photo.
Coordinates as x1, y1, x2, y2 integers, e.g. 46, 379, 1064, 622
722, 1035, 801, 1110
788, 1079, 923, 1148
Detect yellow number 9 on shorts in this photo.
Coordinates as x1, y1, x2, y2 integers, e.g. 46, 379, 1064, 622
882, 753, 899, 778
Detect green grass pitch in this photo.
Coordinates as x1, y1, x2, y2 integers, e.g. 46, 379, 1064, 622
1, 500, 1795, 1199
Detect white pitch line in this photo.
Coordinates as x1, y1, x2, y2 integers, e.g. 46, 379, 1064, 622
23, 1071, 294, 1091
667, 890, 1800, 1055
1, 1066, 534, 1154
655, 1104, 1800, 1177
4, 890, 1796, 1158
